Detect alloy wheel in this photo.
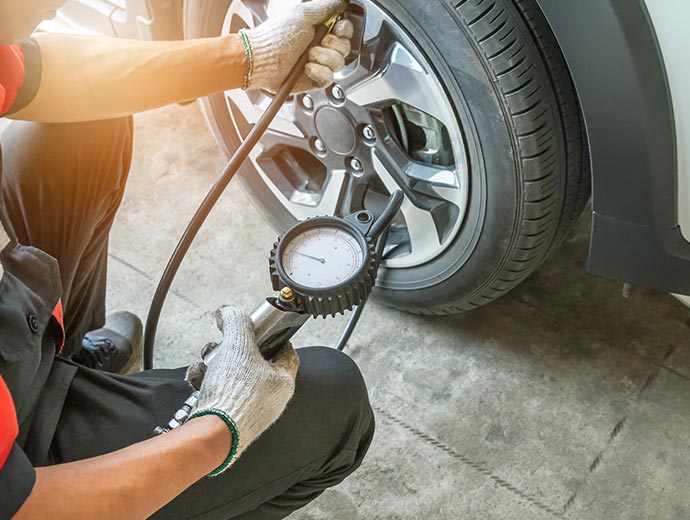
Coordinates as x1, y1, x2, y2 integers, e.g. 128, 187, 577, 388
221, 0, 469, 269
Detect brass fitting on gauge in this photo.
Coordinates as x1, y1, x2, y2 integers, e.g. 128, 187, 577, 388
279, 287, 295, 303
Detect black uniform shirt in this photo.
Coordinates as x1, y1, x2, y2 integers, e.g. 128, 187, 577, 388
0, 39, 77, 520
0, 240, 77, 517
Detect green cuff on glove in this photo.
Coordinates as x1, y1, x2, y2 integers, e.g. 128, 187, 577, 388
238, 29, 254, 91
189, 408, 241, 477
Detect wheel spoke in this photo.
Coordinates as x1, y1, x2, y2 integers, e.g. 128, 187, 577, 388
374, 136, 459, 191
399, 199, 442, 260
226, 91, 303, 137
347, 42, 451, 127
307, 170, 349, 218
335, 174, 369, 216
370, 149, 447, 267
298, 170, 369, 218
371, 148, 403, 193
359, 0, 386, 42
249, 168, 347, 221
407, 163, 459, 190
260, 128, 312, 154
373, 144, 463, 225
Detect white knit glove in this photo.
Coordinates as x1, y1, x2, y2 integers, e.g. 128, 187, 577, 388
240, 0, 354, 93
188, 306, 299, 475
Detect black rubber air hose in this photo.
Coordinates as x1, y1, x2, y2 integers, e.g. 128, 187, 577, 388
143, 20, 340, 370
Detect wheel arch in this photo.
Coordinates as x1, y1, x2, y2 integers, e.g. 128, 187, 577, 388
534, 0, 690, 295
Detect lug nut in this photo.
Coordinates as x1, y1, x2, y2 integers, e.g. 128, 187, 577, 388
314, 139, 327, 153
350, 158, 364, 172
363, 125, 376, 141
301, 95, 314, 110
331, 85, 345, 101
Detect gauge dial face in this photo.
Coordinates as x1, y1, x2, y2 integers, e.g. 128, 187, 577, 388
282, 226, 365, 289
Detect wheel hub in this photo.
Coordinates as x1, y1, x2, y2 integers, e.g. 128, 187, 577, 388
314, 107, 356, 155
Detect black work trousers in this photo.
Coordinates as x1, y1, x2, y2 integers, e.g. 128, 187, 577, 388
0, 117, 374, 519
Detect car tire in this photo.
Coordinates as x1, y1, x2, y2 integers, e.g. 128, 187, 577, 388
184, 0, 590, 314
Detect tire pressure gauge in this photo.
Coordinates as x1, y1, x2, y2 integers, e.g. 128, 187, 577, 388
270, 211, 379, 317
155, 193, 404, 435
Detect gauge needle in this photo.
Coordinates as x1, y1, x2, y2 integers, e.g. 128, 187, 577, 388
295, 252, 326, 264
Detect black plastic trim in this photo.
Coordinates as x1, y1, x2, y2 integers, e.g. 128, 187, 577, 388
534, 0, 690, 295
590, 213, 690, 294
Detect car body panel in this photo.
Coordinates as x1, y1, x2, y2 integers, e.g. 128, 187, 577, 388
535, 0, 690, 296
643, 0, 690, 242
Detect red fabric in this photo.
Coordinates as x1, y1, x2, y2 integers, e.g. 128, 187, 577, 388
0, 44, 25, 115
0, 376, 18, 469
52, 299, 65, 355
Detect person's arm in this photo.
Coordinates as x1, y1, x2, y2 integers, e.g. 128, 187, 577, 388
9, 33, 247, 123
12, 307, 299, 520
14, 415, 231, 520
8, 0, 353, 124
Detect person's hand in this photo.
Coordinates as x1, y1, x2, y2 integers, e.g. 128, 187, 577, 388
188, 307, 299, 474
241, 0, 354, 93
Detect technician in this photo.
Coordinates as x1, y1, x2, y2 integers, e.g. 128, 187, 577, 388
0, 1, 374, 518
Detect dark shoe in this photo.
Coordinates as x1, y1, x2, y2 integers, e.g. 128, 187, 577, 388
73, 311, 143, 374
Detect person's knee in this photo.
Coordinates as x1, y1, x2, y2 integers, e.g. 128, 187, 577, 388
297, 347, 369, 404
295, 347, 374, 449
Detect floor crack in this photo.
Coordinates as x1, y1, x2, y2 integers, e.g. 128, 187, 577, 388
562, 346, 674, 514
562, 415, 627, 514
373, 405, 564, 518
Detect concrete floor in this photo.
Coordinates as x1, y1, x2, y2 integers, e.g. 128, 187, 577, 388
107, 103, 690, 519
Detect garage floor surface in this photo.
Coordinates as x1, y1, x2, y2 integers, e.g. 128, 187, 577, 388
107, 104, 690, 520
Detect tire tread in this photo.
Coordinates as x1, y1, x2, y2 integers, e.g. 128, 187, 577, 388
404, 0, 589, 314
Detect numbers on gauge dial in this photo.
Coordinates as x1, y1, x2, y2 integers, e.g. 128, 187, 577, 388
282, 227, 364, 289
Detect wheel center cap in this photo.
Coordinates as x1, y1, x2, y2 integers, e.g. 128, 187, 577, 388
315, 107, 356, 155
